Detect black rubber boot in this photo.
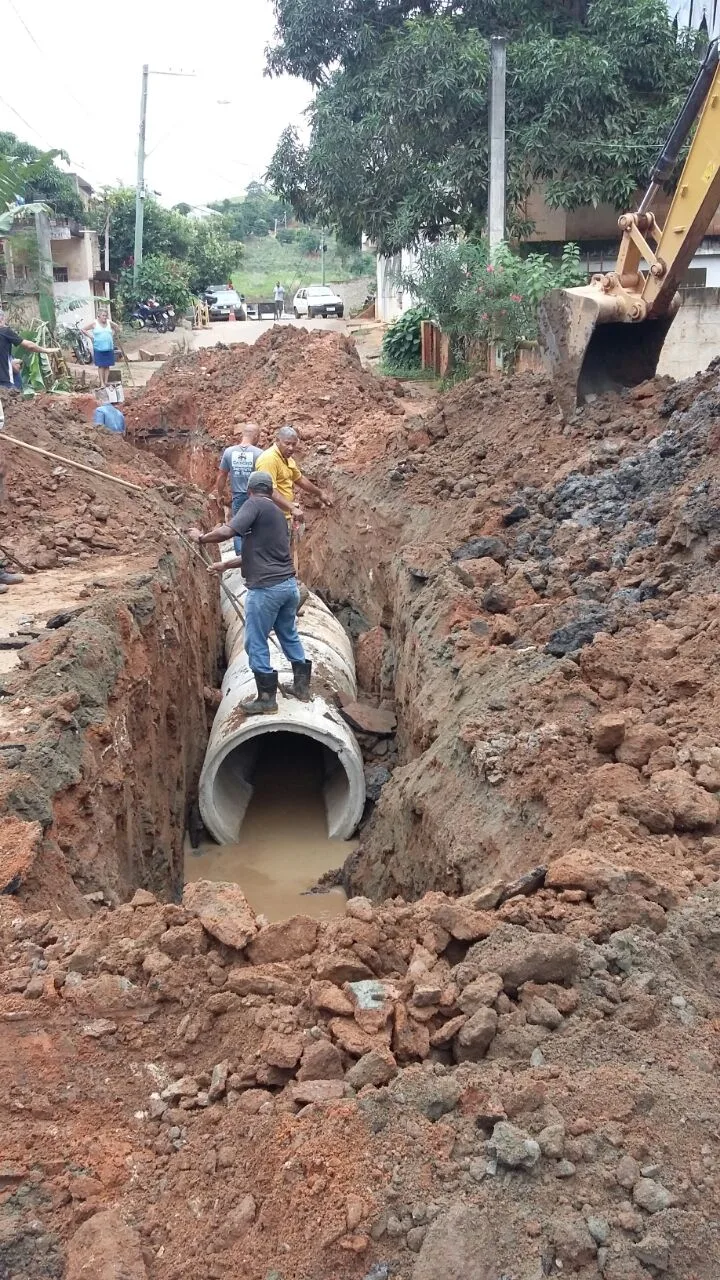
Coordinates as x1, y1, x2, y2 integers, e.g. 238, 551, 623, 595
291, 659, 312, 701
241, 670, 278, 716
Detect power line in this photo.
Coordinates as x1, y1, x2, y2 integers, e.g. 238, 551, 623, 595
0, 92, 53, 149
6, 0, 98, 125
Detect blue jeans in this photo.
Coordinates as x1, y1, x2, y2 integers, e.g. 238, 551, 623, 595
231, 492, 248, 555
245, 577, 306, 675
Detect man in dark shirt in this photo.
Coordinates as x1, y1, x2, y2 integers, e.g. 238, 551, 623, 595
0, 311, 60, 428
189, 470, 312, 714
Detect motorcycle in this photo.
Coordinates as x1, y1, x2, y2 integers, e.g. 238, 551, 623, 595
130, 303, 176, 333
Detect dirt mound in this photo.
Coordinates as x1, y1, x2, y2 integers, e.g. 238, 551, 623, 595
0, 395, 206, 571
3, 867, 720, 1279
126, 327, 408, 467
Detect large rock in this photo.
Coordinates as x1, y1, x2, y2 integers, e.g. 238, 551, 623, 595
412, 1202, 501, 1279
297, 1039, 344, 1081
66, 1210, 146, 1280
453, 1006, 498, 1062
345, 1048, 398, 1090
649, 769, 720, 830
289, 1079, 345, 1105
488, 1121, 540, 1170
247, 915, 318, 965
592, 711, 627, 753
466, 924, 580, 991
457, 972, 503, 1015
429, 902, 496, 942
258, 1030, 303, 1070
616, 723, 671, 768
182, 880, 257, 950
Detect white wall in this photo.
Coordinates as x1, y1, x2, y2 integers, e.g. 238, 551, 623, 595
657, 287, 720, 379
53, 281, 95, 329
376, 247, 420, 322
688, 250, 720, 287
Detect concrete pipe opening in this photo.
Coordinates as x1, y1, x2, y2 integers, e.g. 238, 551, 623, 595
198, 567, 365, 845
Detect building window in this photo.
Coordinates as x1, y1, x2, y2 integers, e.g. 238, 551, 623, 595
683, 267, 707, 287
53, 266, 69, 283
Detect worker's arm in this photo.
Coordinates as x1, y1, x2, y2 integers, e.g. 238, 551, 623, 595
19, 339, 60, 356
187, 524, 233, 544
214, 468, 229, 506
295, 474, 333, 507
207, 556, 242, 575
271, 490, 302, 517
80, 321, 95, 334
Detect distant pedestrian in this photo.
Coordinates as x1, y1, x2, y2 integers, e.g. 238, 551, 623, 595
93, 389, 126, 435
215, 423, 263, 555
0, 309, 59, 429
189, 470, 312, 713
273, 282, 285, 320
82, 308, 120, 388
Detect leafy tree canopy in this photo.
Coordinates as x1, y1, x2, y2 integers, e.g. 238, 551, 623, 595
266, 0, 703, 252
0, 132, 84, 221
209, 182, 291, 240
89, 188, 194, 273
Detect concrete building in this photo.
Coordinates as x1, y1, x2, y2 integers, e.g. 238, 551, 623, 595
0, 208, 101, 330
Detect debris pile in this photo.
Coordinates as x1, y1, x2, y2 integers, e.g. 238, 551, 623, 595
126, 327, 408, 465
2, 864, 719, 1278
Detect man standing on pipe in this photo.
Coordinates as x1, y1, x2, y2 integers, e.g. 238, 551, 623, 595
188, 470, 312, 714
256, 425, 333, 607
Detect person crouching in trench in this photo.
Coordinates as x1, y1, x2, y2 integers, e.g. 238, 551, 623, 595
189, 470, 312, 715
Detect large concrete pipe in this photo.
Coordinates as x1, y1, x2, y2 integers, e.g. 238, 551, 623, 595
199, 566, 366, 844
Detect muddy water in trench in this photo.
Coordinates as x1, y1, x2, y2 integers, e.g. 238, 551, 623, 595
184, 734, 353, 921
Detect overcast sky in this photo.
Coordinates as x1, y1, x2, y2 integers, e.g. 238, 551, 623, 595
0, 0, 312, 207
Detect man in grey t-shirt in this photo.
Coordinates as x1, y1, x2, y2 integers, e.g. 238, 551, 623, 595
215, 423, 263, 554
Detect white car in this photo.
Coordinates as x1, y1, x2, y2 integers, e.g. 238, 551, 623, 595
293, 285, 345, 319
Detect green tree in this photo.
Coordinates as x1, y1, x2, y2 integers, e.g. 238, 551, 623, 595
209, 182, 290, 240
116, 254, 192, 316
90, 188, 193, 273
266, 0, 702, 252
186, 220, 243, 293
0, 133, 83, 220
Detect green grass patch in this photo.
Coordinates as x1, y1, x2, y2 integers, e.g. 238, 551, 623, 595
377, 359, 437, 382
233, 235, 374, 301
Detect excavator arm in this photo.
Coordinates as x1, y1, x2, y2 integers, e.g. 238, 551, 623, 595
540, 40, 720, 416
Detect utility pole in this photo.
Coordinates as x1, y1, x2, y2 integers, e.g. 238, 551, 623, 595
103, 207, 110, 301
488, 36, 507, 251
133, 64, 149, 288
133, 66, 195, 288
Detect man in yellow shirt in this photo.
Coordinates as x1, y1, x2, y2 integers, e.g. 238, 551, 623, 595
256, 426, 333, 583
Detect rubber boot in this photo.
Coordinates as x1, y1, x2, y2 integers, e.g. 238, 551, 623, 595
241, 670, 278, 716
291, 659, 312, 702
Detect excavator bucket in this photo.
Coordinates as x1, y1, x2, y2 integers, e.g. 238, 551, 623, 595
538, 287, 679, 420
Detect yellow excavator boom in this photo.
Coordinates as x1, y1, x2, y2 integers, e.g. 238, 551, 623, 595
540, 43, 720, 416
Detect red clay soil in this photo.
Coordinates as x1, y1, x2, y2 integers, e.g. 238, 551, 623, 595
125, 327, 408, 467
2, 335, 720, 1279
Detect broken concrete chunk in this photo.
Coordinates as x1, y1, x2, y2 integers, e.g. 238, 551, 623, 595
182, 880, 257, 950
340, 701, 396, 736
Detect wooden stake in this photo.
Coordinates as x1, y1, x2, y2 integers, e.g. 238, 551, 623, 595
0, 434, 145, 493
